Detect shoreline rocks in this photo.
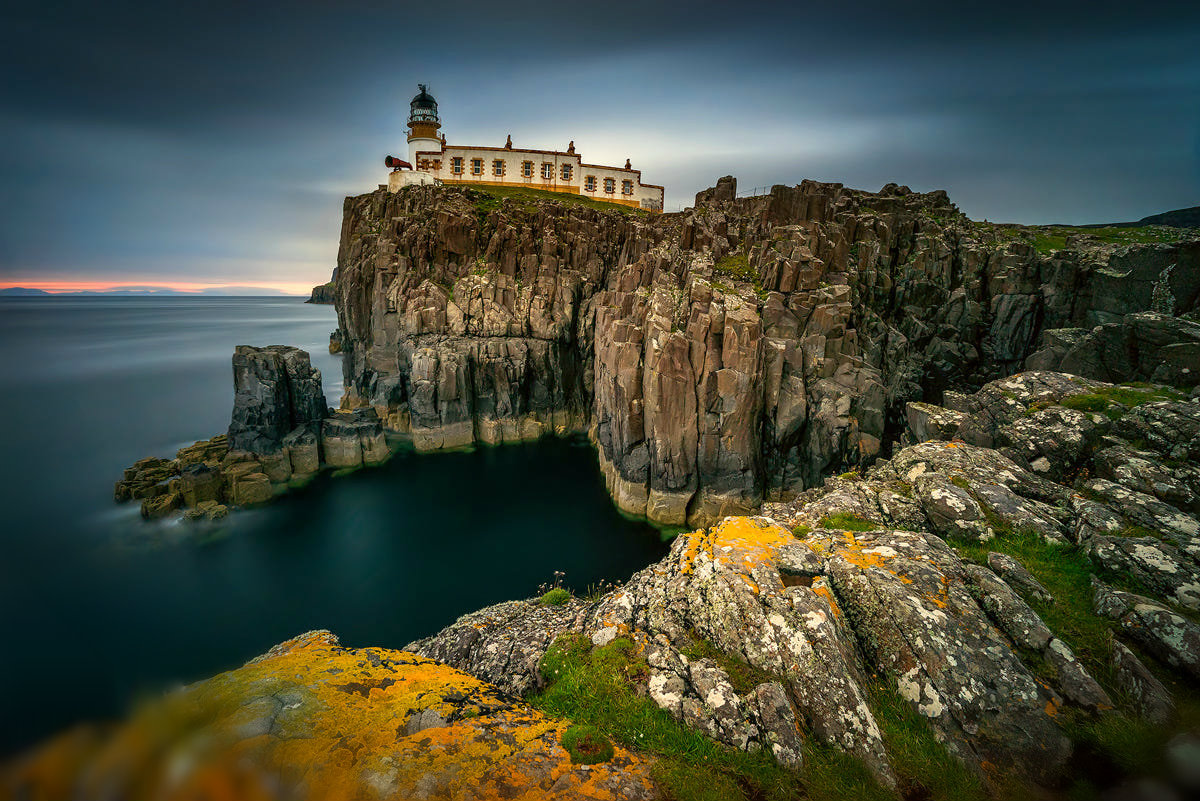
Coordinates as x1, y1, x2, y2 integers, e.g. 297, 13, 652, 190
114, 345, 394, 522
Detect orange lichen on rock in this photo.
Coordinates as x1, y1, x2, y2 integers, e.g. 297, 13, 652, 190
1, 631, 658, 801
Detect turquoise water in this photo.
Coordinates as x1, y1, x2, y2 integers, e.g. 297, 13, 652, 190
0, 297, 666, 755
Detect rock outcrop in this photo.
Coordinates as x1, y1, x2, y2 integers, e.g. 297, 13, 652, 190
114, 345, 392, 521
329, 180, 1200, 525
405, 371, 1200, 795
1, 631, 658, 801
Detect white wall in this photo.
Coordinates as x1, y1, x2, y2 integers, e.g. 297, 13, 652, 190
405, 140, 664, 209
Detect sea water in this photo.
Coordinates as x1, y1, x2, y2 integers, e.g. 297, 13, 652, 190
0, 297, 666, 755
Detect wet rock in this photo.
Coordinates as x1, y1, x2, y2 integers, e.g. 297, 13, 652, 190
230, 472, 272, 507
183, 500, 229, 522
140, 491, 180, 519
322, 408, 388, 469
283, 426, 320, 476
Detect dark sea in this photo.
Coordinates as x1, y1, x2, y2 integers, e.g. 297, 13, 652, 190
0, 296, 667, 756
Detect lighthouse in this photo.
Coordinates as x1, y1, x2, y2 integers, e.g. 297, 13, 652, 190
384, 83, 664, 211
407, 85, 441, 165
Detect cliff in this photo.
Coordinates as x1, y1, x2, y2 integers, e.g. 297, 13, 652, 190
329, 177, 1200, 526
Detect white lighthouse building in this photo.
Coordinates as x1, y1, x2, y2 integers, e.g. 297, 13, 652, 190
385, 85, 664, 212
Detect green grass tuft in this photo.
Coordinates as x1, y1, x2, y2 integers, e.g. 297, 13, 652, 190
539, 587, 572, 606
714, 253, 756, 281
678, 634, 781, 696
1060, 384, 1185, 420
561, 724, 615, 764
867, 681, 990, 801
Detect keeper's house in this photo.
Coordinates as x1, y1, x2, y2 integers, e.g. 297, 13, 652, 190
386, 85, 664, 212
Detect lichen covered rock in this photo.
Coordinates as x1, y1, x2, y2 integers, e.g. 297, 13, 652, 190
1, 631, 658, 801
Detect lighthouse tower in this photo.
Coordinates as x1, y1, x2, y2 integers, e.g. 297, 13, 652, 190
407, 84, 441, 164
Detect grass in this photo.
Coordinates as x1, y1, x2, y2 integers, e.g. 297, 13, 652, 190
792, 523, 813, 538
539, 587, 572, 606
950, 530, 1136, 686
561, 724, 614, 764
678, 634, 781, 696
1060, 384, 1186, 420
461, 183, 651, 216
531, 634, 806, 801
714, 253, 756, 282
865, 680, 991, 801
531, 634, 1018, 801
1029, 225, 1193, 255
818, 512, 878, 532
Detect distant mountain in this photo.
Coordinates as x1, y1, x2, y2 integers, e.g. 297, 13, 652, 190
1069, 205, 1200, 229
0, 287, 50, 296
1135, 206, 1200, 228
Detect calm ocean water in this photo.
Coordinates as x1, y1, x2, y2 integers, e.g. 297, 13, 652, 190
0, 297, 666, 755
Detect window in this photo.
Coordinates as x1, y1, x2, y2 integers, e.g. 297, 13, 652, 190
470, 158, 483, 175
493, 159, 505, 177
541, 162, 554, 180
451, 157, 463, 175
522, 161, 533, 178
561, 164, 573, 181
584, 175, 597, 192
621, 179, 633, 195
604, 177, 615, 194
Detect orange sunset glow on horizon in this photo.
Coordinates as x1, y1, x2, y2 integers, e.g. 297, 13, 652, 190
0, 279, 315, 295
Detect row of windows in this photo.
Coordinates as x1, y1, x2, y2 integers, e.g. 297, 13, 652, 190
447, 156, 634, 194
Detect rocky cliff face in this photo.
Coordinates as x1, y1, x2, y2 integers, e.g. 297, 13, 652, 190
330, 178, 1200, 525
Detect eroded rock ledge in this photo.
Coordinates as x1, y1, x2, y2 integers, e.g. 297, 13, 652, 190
330, 177, 1200, 526
114, 345, 391, 520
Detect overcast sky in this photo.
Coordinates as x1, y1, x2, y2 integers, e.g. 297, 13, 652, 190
2, 0, 1197, 293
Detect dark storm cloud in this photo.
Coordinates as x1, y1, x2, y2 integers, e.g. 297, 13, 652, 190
2, 1, 1197, 286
